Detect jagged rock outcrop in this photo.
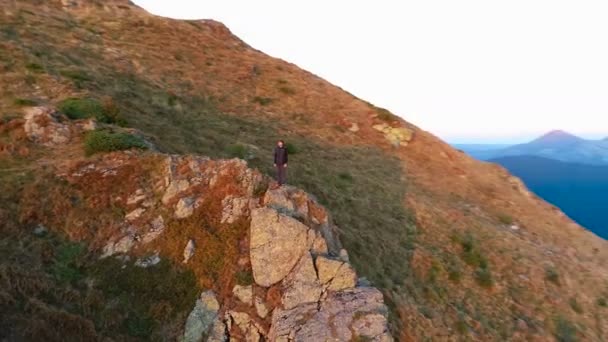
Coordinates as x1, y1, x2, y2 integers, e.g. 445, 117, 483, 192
87, 155, 393, 341
21, 108, 393, 341
170, 168, 392, 341
23, 106, 97, 146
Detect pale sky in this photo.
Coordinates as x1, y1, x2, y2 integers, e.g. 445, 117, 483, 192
132, 0, 608, 143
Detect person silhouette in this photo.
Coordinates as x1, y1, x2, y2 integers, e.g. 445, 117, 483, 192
273, 140, 288, 186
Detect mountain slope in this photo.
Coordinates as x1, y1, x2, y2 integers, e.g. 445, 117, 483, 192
463, 130, 608, 164
0, 107, 393, 341
2, 1, 608, 340
491, 155, 608, 239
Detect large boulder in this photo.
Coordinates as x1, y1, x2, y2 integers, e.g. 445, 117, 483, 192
23, 107, 71, 146
249, 208, 309, 287
269, 287, 392, 342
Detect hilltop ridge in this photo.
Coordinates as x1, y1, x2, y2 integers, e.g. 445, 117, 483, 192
2, 1, 608, 340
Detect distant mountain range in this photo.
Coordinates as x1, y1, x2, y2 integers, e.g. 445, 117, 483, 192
490, 156, 608, 239
456, 130, 608, 165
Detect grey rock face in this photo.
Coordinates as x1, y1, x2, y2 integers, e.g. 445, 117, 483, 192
249, 208, 309, 287
280, 253, 323, 310
23, 107, 71, 146
315, 255, 357, 292
183, 291, 221, 342
269, 287, 392, 342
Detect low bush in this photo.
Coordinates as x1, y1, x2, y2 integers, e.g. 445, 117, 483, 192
84, 130, 147, 156
278, 86, 296, 95
226, 143, 248, 159
285, 142, 298, 154
497, 213, 514, 225
554, 316, 578, 342
13, 98, 38, 106
235, 269, 254, 286
252, 96, 273, 106
51, 241, 85, 284
365, 101, 398, 122
545, 266, 560, 285
475, 267, 494, 288
25, 62, 44, 73
569, 297, 583, 314
338, 172, 354, 182
60, 69, 92, 82
447, 263, 462, 283
59, 98, 124, 124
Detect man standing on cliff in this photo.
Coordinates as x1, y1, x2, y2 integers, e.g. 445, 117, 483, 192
273, 140, 288, 186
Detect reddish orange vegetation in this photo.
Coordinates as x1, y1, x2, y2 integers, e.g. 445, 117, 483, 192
2, 1, 608, 340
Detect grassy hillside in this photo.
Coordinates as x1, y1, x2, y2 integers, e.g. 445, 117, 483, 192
2, 1, 608, 340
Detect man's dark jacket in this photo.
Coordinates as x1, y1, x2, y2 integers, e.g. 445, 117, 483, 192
274, 146, 288, 165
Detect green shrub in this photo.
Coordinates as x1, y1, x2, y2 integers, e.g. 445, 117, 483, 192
365, 101, 397, 122
497, 213, 514, 225
226, 144, 248, 159
455, 316, 468, 334
597, 297, 607, 307
167, 92, 178, 107
475, 267, 494, 288
13, 98, 38, 106
459, 232, 488, 268
375, 107, 395, 122
285, 142, 298, 154
25, 62, 44, 73
545, 267, 560, 285
1, 26, 18, 40
252, 96, 273, 106
554, 316, 578, 342
428, 261, 441, 283
460, 232, 475, 253
60, 69, 92, 82
235, 269, 254, 286
338, 172, 353, 182
278, 86, 296, 95
569, 297, 583, 314
51, 242, 85, 284
59, 98, 124, 124
448, 264, 462, 283
84, 130, 147, 156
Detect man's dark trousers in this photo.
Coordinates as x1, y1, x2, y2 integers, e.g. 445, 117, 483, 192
276, 164, 287, 185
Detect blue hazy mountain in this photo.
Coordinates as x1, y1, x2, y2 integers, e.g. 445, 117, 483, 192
457, 130, 608, 165
491, 155, 608, 239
